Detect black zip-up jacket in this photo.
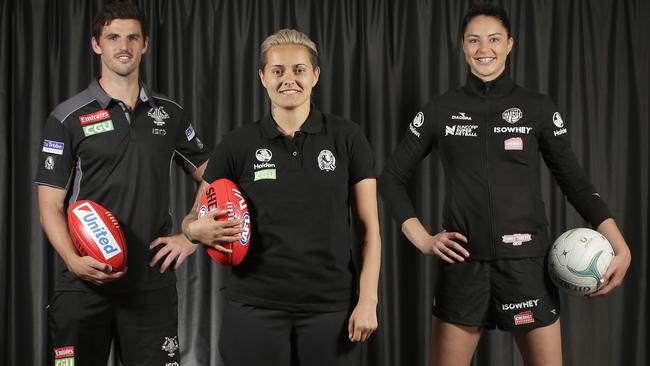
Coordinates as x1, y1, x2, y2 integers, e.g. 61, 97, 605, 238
379, 72, 612, 260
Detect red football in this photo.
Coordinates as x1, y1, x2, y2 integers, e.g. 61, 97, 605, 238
67, 200, 127, 272
197, 179, 251, 266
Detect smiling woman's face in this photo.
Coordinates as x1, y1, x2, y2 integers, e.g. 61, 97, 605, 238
259, 45, 320, 111
462, 15, 513, 82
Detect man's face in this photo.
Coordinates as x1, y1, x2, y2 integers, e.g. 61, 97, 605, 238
462, 15, 513, 82
91, 19, 148, 78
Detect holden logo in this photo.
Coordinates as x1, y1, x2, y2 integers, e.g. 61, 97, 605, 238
502, 107, 522, 124
255, 148, 272, 162
412, 112, 424, 127
553, 112, 564, 128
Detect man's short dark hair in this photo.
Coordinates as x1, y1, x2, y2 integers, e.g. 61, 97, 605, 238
92, 1, 148, 40
460, 2, 512, 39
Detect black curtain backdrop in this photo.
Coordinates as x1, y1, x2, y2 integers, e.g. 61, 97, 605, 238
1, 1, 648, 365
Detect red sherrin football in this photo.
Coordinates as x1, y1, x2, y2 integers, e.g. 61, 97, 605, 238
198, 179, 251, 266
67, 200, 127, 272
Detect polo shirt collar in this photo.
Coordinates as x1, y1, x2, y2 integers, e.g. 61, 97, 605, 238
88, 78, 157, 109
260, 106, 324, 139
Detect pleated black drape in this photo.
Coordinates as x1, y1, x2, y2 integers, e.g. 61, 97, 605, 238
1, 1, 648, 365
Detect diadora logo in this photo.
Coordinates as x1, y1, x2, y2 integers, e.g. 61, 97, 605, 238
148, 106, 169, 126
82, 120, 114, 137
502, 107, 523, 124
79, 110, 110, 125
445, 125, 478, 137
71, 202, 122, 259
451, 112, 472, 120
255, 148, 273, 162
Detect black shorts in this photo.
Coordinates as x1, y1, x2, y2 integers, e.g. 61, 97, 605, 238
219, 300, 360, 366
432, 257, 560, 331
48, 285, 179, 365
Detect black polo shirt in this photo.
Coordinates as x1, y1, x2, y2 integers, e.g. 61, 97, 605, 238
35, 79, 209, 293
204, 109, 375, 312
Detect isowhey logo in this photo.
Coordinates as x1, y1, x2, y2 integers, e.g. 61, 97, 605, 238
494, 126, 532, 134
78, 110, 110, 125
502, 299, 540, 311
445, 125, 478, 137
502, 233, 532, 246
451, 112, 472, 120
71, 202, 122, 259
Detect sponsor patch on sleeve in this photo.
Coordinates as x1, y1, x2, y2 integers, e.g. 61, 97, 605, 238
185, 125, 196, 141
42, 139, 65, 155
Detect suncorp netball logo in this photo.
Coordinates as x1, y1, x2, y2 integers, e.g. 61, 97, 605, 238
71, 202, 122, 259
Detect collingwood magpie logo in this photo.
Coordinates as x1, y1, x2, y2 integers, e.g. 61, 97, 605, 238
148, 106, 169, 126
318, 150, 336, 171
161, 336, 179, 357
502, 107, 523, 124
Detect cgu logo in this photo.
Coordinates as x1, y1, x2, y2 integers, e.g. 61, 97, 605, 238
72, 203, 122, 259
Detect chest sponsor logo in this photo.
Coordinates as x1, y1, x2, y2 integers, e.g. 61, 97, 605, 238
494, 126, 532, 134
255, 148, 273, 162
185, 124, 195, 140
451, 112, 472, 120
504, 137, 523, 151
71, 202, 122, 259
42, 139, 65, 155
78, 110, 110, 125
82, 120, 114, 137
514, 310, 535, 326
44, 156, 55, 170
54, 346, 75, 365
409, 112, 424, 137
318, 149, 336, 171
161, 336, 179, 357
152, 128, 167, 136
148, 106, 169, 126
254, 169, 276, 181
502, 107, 523, 124
502, 299, 540, 311
502, 233, 532, 246
445, 125, 478, 137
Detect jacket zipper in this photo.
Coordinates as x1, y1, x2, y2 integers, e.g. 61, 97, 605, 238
483, 107, 497, 260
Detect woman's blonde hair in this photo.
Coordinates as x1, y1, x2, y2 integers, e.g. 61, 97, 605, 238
259, 28, 319, 70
